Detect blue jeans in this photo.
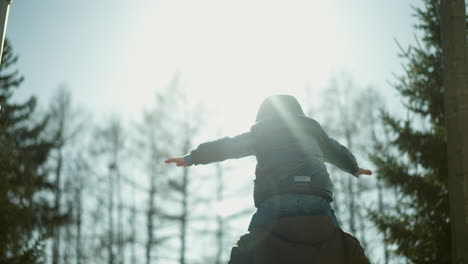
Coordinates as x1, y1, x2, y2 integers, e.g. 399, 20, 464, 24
248, 194, 340, 231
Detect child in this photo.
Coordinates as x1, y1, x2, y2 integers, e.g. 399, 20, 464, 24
165, 94, 372, 231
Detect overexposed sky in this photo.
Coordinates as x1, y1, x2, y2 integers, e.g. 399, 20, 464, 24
10, 0, 419, 133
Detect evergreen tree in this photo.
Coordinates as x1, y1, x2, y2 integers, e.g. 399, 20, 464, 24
0, 40, 55, 263
368, 0, 466, 262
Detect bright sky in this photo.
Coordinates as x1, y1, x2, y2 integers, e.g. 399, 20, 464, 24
8, 0, 421, 262
9, 0, 419, 133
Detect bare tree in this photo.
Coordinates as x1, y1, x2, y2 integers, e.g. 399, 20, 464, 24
47, 86, 86, 264
159, 72, 213, 264
134, 90, 175, 264
320, 73, 360, 236
360, 87, 388, 262
95, 118, 127, 264
49, 87, 68, 264
318, 72, 383, 251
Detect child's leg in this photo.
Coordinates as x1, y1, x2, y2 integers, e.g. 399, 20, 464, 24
248, 194, 339, 231
248, 198, 281, 231
296, 195, 340, 228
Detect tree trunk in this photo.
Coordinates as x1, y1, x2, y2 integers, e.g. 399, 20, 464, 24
117, 168, 125, 264
130, 187, 137, 264
215, 164, 224, 264
108, 164, 115, 264
440, 1, 468, 263
180, 136, 190, 264
52, 148, 63, 264
64, 198, 73, 264
146, 164, 156, 264
75, 174, 83, 264
344, 130, 357, 235
376, 178, 388, 264
180, 166, 188, 264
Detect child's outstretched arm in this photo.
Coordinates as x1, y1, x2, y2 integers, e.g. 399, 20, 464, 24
323, 137, 372, 178
165, 132, 254, 167
312, 121, 372, 178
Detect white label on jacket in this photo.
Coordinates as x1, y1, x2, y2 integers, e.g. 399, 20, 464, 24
294, 176, 311, 182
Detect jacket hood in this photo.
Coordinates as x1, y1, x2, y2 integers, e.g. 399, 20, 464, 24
255, 95, 306, 122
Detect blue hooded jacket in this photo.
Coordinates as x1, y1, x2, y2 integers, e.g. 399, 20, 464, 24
184, 95, 359, 206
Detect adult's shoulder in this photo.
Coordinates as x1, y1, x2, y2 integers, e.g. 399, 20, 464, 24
340, 230, 371, 263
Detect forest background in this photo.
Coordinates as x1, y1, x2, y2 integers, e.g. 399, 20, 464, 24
2, 0, 464, 263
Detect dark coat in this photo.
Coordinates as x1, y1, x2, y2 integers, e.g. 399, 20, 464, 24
229, 215, 370, 264
185, 116, 359, 206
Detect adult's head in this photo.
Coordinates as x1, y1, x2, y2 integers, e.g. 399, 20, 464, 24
228, 216, 370, 264
255, 94, 306, 122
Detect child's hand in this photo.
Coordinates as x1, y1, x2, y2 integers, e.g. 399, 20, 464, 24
165, 157, 187, 167
354, 168, 372, 178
